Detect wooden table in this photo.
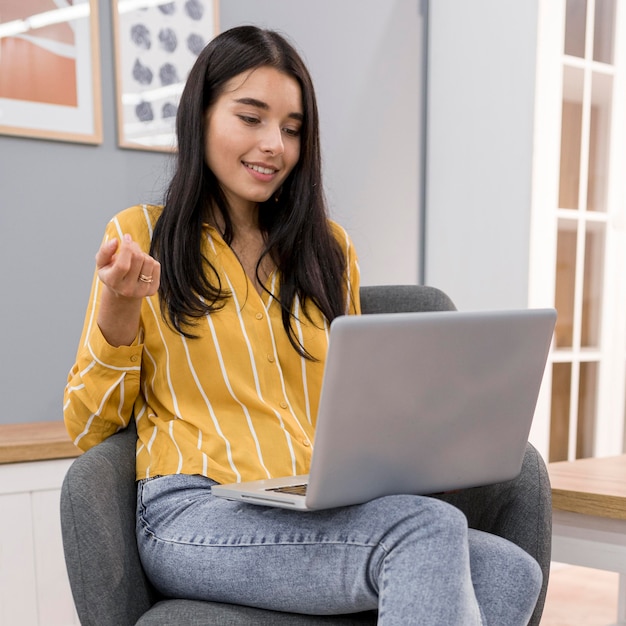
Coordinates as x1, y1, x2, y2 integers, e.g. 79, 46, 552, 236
0, 421, 81, 464
548, 455, 626, 626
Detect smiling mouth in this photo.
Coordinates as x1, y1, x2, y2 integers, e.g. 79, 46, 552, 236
244, 162, 277, 175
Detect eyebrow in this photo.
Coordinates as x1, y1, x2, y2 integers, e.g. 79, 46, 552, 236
234, 97, 303, 121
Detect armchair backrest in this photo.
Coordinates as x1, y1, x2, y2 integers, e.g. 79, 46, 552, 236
360, 285, 456, 315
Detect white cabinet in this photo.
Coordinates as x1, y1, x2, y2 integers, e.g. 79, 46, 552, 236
0, 459, 78, 626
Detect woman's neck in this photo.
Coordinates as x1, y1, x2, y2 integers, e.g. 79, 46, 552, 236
211, 201, 260, 238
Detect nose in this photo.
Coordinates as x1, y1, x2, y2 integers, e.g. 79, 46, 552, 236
260, 124, 284, 156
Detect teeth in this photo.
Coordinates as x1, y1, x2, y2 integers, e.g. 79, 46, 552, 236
246, 163, 275, 175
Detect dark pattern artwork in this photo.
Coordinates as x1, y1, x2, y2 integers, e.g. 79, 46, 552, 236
116, 0, 218, 150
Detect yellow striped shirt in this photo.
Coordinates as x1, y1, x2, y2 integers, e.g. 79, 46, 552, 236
63, 204, 361, 482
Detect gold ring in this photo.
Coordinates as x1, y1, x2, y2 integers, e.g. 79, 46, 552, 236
138, 274, 153, 283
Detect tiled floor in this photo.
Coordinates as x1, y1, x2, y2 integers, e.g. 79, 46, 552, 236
541, 563, 619, 626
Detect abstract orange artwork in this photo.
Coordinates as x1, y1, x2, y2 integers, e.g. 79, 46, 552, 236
0, 0, 102, 143
0, 1, 78, 106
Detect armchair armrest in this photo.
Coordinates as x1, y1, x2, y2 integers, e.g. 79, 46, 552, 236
60, 424, 155, 626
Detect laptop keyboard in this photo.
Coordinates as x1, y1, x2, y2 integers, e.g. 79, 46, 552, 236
266, 484, 308, 496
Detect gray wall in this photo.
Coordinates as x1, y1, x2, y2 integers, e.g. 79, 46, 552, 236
0, 0, 425, 425
425, 0, 539, 311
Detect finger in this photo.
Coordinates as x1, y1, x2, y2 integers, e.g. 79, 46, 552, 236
115, 234, 147, 281
137, 257, 160, 293
98, 234, 160, 297
138, 255, 157, 281
95, 238, 119, 270
151, 261, 161, 290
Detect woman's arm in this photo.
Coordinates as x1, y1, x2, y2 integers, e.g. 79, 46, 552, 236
63, 211, 160, 450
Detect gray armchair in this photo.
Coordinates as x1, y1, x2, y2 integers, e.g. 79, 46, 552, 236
60, 285, 551, 626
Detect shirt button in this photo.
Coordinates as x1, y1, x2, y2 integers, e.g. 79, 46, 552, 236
267, 354, 275, 363
256, 312, 263, 320
130, 355, 139, 362
303, 440, 311, 447
279, 401, 288, 409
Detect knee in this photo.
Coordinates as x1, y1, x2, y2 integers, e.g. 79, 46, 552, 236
383, 495, 470, 545
413, 496, 468, 533
470, 530, 543, 601
512, 545, 543, 598
422, 495, 468, 522
501, 545, 543, 621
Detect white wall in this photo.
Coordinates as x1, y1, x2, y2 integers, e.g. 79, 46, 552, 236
0, 0, 425, 426
200, 0, 427, 286
425, 0, 539, 311
221, 0, 425, 284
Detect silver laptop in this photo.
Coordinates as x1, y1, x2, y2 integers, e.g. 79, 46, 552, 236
211, 307, 557, 510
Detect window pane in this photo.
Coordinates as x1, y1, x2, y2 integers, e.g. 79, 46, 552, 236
550, 362, 572, 462
587, 72, 613, 212
559, 66, 584, 209
581, 222, 605, 347
555, 221, 578, 348
593, 0, 616, 63
565, 0, 587, 57
576, 361, 598, 457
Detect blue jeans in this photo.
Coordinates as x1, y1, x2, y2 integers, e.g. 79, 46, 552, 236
136, 474, 542, 625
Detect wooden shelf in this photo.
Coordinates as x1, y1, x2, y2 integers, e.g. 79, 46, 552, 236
0, 421, 81, 464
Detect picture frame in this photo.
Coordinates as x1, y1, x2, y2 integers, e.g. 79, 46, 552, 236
0, 0, 102, 144
112, 0, 219, 152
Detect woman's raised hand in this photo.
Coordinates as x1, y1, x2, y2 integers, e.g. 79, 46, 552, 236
96, 233, 161, 299
95, 234, 161, 347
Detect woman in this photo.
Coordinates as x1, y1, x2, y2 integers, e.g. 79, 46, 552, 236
64, 25, 541, 625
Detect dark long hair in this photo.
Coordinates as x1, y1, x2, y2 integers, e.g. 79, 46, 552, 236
150, 26, 347, 357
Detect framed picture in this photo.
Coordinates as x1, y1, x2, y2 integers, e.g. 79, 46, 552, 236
112, 0, 219, 152
0, 0, 102, 144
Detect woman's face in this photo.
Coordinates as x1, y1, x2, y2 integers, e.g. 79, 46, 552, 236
205, 66, 303, 216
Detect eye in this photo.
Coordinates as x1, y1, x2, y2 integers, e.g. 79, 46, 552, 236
237, 114, 260, 125
282, 126, 301, 138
